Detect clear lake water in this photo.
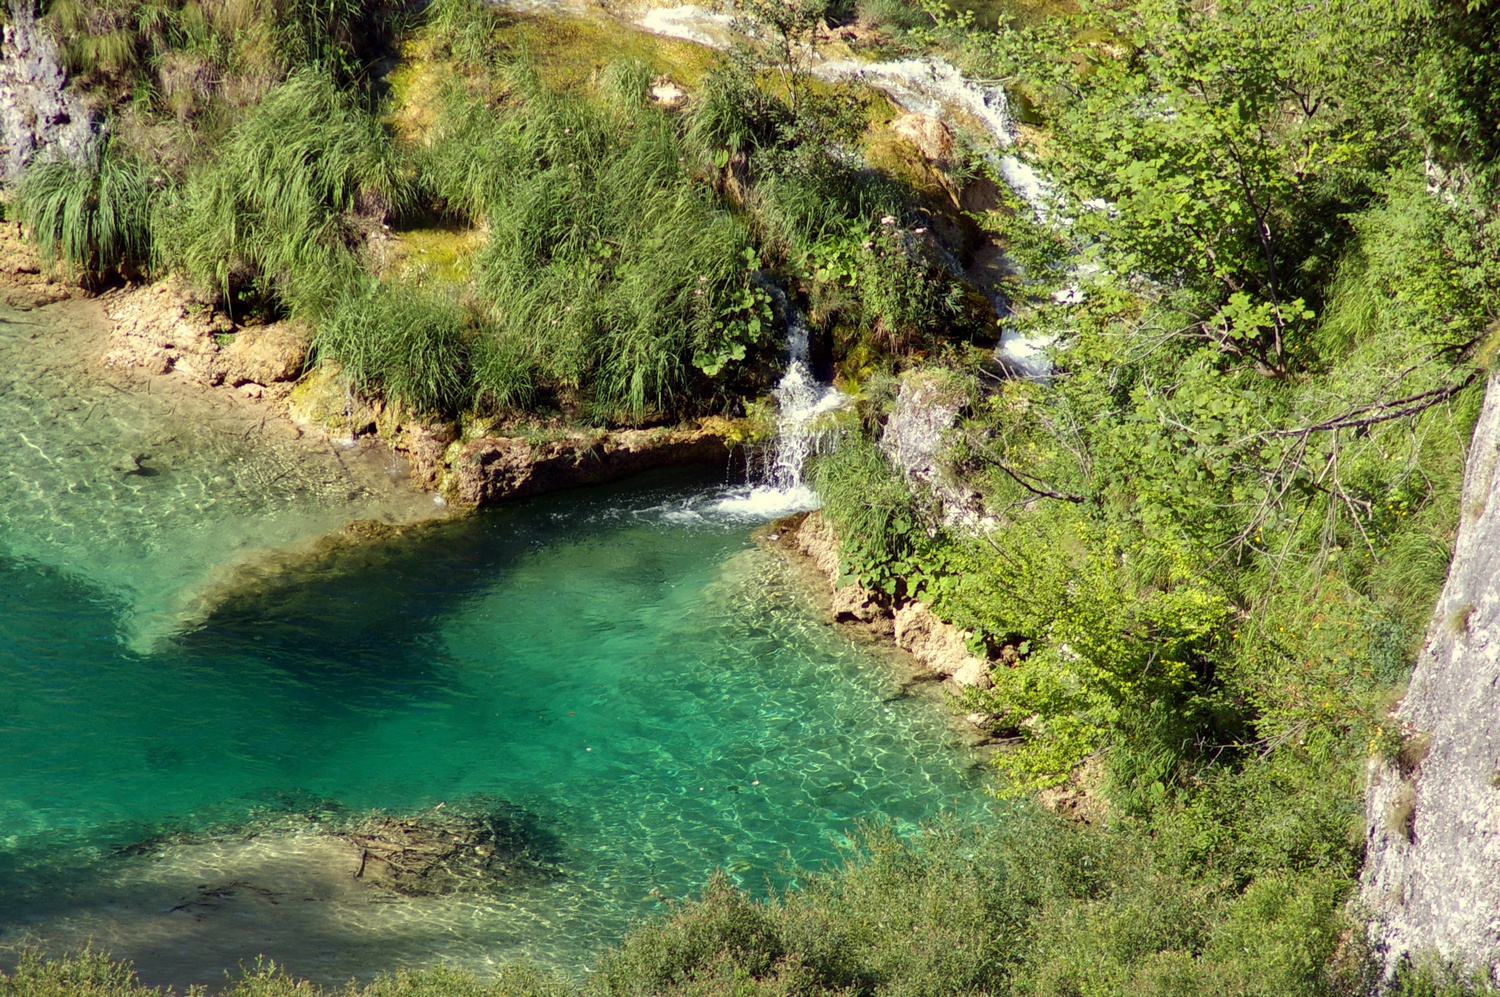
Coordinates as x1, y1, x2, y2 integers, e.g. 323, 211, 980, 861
0, 306, 993, 989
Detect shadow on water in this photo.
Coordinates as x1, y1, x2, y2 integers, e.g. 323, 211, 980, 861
168, 467, 728, 703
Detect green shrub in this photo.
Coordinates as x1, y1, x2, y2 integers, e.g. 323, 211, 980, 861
810, 435, 924, 599
0, 947, 168, 997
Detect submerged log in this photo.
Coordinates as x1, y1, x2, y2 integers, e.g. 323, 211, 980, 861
343, 804, 554, 897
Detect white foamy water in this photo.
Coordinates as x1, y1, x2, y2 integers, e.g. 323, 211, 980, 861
636, 4, 738, 47
762, 278, 852, 493
815, 57, 1012, 142
768, 362, 849, 489
643, 482, 822, 525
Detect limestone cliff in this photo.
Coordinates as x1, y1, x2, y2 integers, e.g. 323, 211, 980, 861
0, 1, 100, 181
1361, 369, 1500, 977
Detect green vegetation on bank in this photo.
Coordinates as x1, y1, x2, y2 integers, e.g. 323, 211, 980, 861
7, 0, 1500, 991
811, 0, 1500, 989
5, 816, 1496, 997
15, 0, 978, 422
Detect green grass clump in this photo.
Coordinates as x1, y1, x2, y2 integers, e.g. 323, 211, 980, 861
314, 281, 478, 413
155, 69, 411, 315
12, 150, 154, 276
424, 63, 772, 421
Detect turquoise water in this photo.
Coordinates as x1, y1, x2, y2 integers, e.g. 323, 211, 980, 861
0, 307, 993, 989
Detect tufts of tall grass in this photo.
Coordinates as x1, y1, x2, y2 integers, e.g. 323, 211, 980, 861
155, 68, 412, 315
314, 281, 477, 413
683, 61, 787, 160
424, 63, 769, 421
13, 149, 156, 276
422, 0, 506, 68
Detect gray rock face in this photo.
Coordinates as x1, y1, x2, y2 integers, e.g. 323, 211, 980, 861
880, 372, 989, 529
0, 0, 101, 182
1362, 369, 1500, 979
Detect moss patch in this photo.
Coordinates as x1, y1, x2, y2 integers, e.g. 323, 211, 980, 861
498, 14, 722, 90
384, 38, 449, 146
387, 225, 485, 287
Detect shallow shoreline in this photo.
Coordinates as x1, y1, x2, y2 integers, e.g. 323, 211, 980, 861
754, 510, 1010, 753
0, 237, 749, 644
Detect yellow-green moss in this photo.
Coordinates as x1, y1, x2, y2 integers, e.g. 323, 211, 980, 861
384, 38, 449, 146
862, 126, 958, 204
388, 225, 485, 287
498, 14, 722, 90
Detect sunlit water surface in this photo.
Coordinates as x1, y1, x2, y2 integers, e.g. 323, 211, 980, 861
0, 311, 992, 990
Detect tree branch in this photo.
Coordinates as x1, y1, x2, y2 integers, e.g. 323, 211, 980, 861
1265, 371, 1480, 437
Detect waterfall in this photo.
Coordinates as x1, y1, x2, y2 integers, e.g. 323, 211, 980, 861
762, 281, 849, 493
678, 281, 849, 521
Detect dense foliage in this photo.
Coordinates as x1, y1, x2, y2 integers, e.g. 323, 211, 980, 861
7, 0, 1500, 991
810, 0, 1499, 989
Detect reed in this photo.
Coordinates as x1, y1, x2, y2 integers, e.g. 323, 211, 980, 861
155, 68, 411, 314
314, 281, 476, 413
13, 150, 155, 276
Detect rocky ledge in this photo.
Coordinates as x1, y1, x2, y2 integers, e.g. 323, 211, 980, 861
761, 510, 1003, 731
450, 425, 735, 506
102, 277, 309, 398
92, 277, 743, 509
763, 509, 1111, 816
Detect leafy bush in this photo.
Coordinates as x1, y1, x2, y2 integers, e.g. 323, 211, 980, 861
937, 508, 1227, 790
3, 809, 1491, 996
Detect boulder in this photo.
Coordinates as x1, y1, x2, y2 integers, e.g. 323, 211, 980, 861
891, 112, 957, 168
220, 321, 309, 385
390, 420, 459, 489
892, 600, 993, 689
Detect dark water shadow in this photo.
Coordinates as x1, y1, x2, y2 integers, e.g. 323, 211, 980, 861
165, 467, 729, 705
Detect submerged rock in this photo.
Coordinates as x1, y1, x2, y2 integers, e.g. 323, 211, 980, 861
116, 794, 560, 899
344, 802, 559, 897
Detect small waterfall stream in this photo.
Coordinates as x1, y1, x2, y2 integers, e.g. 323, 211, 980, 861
630, 5, 1069, 381
689, 281, 851, 520
762, 281, 850, 493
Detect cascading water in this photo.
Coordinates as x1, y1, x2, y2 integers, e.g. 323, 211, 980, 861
628, 6, 1073, 381
762, 281, 850, 492
688, 281, 851, 520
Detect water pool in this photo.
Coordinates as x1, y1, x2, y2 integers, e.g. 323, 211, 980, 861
0, 308, 992, 990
